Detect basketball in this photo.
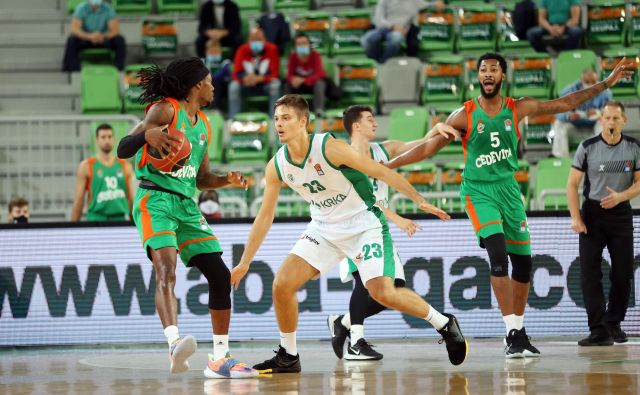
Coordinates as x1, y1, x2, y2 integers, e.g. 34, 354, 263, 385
146, 125, 192, 173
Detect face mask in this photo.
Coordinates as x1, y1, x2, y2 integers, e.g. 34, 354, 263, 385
88, 0, 103, 6
199, 200, 220, 215
12, 216, 28, 224
206, 54, 222, 64
212, 0, 225, 4
296, 46, 310, 56
250, 41, 264, 54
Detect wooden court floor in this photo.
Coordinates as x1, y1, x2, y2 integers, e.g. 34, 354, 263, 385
1, 338, 638, 394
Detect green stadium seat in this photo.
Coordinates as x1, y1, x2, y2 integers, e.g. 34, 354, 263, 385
157, 0, 198, 14
630, 4, 640, 45
456, 4, 498, 54
331, 10, 372, 57
225, 112, 271, 164
202, 111, 225, 164
81, 65, 122, 114
422, 54, 465, 104
417, 6, 456, 57
498, 5, 533, 53
599, 48, 640, 101
142, 19, 178, 58
79, 48, 114, 66
388, 107, 429, 142
112, 0, 152, 14
123, 64, 153, 115
337, 58, 379, 108
234, 0, 263, 12
440, 162, 465, 212
586, 0, 627, 48
67, 0, 84, 14
523, 114, 554, 146
89, 120, 131, 156
274, 0, 311, 11
293, 11, 332, 56
509, 53, 553, 100
320, 109, 350, 141
554, 50, 597, 98
534, 157, 572, 210
395, 162, 438, 214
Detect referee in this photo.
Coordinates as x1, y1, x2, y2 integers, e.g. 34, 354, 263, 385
567, 101, 640, 346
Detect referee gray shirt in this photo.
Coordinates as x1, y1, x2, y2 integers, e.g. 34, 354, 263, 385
572, 134, 640, 201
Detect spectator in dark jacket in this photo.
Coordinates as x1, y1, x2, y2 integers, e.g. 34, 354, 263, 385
228, 27, 281, 117
257, 12, 291, 56
196, 0, 244, 58
284, 33, 327, 114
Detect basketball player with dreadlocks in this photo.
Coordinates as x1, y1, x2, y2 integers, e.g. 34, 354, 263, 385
117, 57, 257, 379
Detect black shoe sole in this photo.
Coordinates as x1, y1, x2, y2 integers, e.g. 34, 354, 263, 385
578, 340, 614, 346
613, 338, 628, 344
255, 366, 302, 374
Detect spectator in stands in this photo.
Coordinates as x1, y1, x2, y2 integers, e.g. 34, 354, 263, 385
257, 12, 291, 56
62, 0, 126, 72
199, 190, 223, 219
284, 33, 327, 116
361, 0, 444, 64
71, 124, 134, 221
196, 0, 244, 59
7, 198, 29, 224
552, 69, 612, 158
204, 39, 232, 111
228, 26, 281, 117
526, 0, 582, 53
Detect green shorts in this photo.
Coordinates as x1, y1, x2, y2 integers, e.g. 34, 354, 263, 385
460, 178, 531, 255
132, 188, 222, 265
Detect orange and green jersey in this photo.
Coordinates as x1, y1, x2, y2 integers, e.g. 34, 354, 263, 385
86, 157, 130, 217
461, 97, 521, 182
134, 97, 211, 198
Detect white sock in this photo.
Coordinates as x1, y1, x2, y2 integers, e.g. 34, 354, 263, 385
341, 313, 351, 329
503, 314, 516, 334
213, 334, 229, 361
514, 315, 524, 331
280, 331, 297, 356
425, 307, 449, 330
350, 325, 364, 346
164, 325, 180, 347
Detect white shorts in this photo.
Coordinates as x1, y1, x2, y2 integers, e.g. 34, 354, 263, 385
338, 245, 405, 283
290, 209, 400, 284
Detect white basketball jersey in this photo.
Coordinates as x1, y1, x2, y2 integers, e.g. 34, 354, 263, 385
274, 133, 376, 223
369, 142, 390, 208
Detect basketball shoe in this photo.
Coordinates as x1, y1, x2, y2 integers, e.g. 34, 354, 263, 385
345, 339, 383, 361
505, 329, 525, 358
204, 352, 258, 379
169, 335, 197, 373
253, 346, 301, 373
503, 328, 540, 357
437, 313, 468, 366
327, 315, 349, 359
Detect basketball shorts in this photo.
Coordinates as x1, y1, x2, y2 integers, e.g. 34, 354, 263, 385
338, 245, 404, 283
290, 208, 398, 285
460, 178, 531, 255
132, 189, 222, 265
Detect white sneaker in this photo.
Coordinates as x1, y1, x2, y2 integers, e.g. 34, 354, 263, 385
169, 335, 197, 373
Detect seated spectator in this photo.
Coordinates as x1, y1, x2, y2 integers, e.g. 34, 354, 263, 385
284, 33, 327, 115
257, 12, 291, 56
199, 190, 223, 219
552, 69, 612, 158
228, 27, 281, 117
7, 197, 29, 224
361, 0, 443, 64
204, 39, 232, 111
196, 0, 244, 59
62, 0, 126, 72
526, 0, 582, 53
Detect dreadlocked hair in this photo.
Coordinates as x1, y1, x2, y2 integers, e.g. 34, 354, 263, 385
138, 57, 209, 104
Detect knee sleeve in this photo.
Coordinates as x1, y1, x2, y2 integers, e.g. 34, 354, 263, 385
482, 234, 509, 277
190, 253, 231, 310
509, 253, 532, 283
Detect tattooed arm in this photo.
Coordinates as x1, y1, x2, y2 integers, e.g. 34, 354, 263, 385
516, 57, 634, 118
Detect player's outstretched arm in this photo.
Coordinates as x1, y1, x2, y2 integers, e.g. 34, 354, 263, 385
517, 57, 635, 118
70, 160, 89, 222
196, 151, 248, 190
383, 122, 460, 159
387, 108, 466, 169
325, 137, 450, 220
117, 101, 179, 159
377, 203, 421, 237
230, 159, 282, 289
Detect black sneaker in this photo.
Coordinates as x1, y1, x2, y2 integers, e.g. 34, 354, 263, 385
437, 313, 468, 366
577, 333, 614, 347
345, 338, 383, 361
607, 323, 628, 344
519, 328, 541, 357
505, 329, 525, 359
327, 314, 349, 359
253, 346, 301, 373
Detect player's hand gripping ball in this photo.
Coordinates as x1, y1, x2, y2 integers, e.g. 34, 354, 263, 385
146, 125, 192, 173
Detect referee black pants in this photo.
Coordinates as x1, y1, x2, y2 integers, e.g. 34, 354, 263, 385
579, 200, 634, 336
